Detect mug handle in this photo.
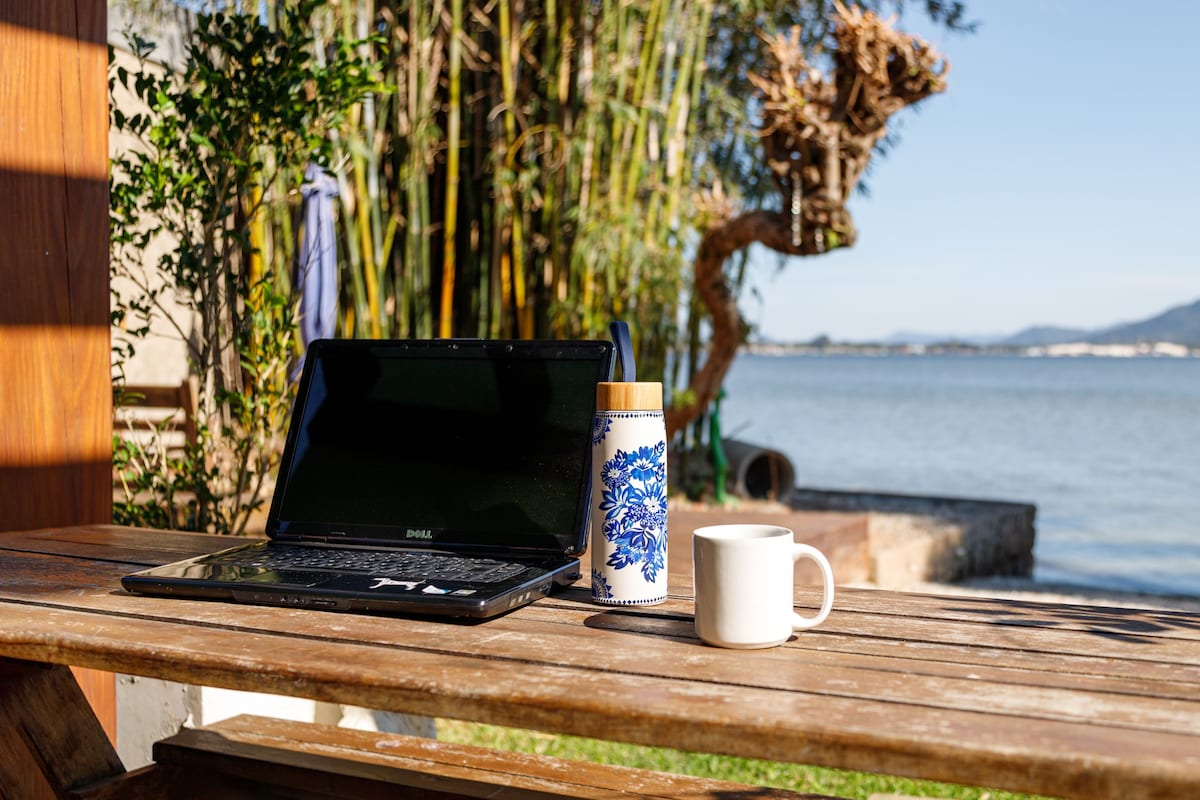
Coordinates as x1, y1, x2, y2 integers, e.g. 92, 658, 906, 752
791, 543, 835, 630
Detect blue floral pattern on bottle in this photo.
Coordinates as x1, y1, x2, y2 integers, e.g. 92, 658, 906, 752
591, 569, 613, 600
597, 441, 668, 582
592, 416, 612, 445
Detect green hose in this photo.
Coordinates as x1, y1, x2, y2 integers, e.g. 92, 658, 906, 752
710, 389, 729, 504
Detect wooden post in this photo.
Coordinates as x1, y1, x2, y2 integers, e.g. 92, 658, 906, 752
0, 660, 124, 798
0, 0, 117, 748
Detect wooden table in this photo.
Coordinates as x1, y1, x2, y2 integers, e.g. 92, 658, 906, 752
1, 525, 1198, 800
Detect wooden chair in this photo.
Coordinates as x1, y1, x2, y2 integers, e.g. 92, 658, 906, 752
113, 376, 202, 456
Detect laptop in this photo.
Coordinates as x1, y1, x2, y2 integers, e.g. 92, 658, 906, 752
122, 337, 614, 618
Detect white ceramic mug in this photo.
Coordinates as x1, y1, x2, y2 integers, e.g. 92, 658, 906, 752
692, 524, 835, 649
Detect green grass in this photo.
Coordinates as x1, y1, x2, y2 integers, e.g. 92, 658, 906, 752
437, 719, 1053, 800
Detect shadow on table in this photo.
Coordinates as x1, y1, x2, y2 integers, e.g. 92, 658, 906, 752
935, 592, 1200, 645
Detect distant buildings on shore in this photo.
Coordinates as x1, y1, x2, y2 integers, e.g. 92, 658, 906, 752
744, 340, 1199, 358
750, 298, 1200, 357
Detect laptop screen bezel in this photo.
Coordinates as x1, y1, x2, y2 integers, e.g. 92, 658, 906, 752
264, 338, 614, 558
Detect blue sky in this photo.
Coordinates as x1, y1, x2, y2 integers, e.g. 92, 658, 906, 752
746, 0, 1200, 343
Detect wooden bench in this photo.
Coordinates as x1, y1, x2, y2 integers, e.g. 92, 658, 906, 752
85, 714, 849, 800
112, 378, 202, 514
113, 377, 202, 457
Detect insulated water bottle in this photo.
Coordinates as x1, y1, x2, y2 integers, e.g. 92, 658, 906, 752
590, 381, 668, 605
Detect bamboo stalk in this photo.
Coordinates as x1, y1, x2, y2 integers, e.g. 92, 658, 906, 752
542, 0, 565, 337
415, 153, 433, 338
664, 0, 711, 235
575, 8, 598, 335
352, 147, 381, 337
604, 0, 632, 219
498, 0, 534, 338
621, 0, 664, 213
357, 0, 389, 337
439, 0, 463, 338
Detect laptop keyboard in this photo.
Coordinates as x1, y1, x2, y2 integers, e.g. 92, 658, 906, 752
212, 545, 529, 584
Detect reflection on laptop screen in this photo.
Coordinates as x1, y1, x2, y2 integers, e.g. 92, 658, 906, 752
269, 341, 608, 555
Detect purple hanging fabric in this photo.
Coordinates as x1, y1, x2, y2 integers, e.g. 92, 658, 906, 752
292, 163, 340, 381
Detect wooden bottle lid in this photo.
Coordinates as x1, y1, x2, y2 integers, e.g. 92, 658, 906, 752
596, 382, 663, 411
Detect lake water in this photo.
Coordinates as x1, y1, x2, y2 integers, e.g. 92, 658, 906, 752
719, 354, 1200, 597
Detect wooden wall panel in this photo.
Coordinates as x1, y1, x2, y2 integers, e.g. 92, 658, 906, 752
0, 1, 111, 526
0, 0, 116, 747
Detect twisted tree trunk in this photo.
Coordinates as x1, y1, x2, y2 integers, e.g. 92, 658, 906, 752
664, 209, 855, 438
666, 3, 947, 441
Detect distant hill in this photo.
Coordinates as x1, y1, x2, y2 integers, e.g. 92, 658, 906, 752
999, 325, 1091, 347
880, 330, 996, 346
1088, 299, 1200, 346
883, 298, 1200, 348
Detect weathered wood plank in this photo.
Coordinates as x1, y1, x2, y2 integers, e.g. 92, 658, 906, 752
1, 602, 1198, 800
11, 525, 1197, 646
3, 535, 1197, 673
0, 525, 239, 564
7, 551, 1198, 725
522, 601, 1200, 701
541, 587, 1200, 653
155, 715, 846, 800
2, 547, 1199, 721
533, 595, 1200, 686
3, 545, 1198, 701
828, 587, 1200, 642
2, 548, 1198, 743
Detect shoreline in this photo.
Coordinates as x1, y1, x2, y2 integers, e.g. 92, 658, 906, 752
743, 342, 1200, 358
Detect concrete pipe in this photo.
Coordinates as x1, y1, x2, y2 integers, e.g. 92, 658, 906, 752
720, 439, 796, 503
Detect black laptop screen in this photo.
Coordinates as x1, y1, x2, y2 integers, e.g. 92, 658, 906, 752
267, 339, 612, 555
